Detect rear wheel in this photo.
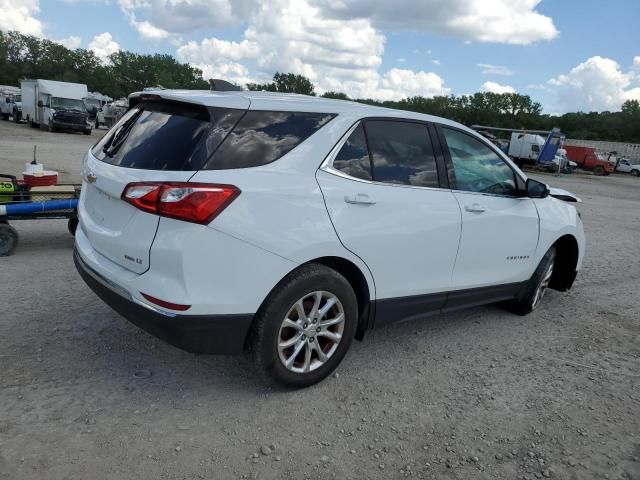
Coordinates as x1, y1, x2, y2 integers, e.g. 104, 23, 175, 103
249, 264, 358, 388
593, 165, 605, 176
631, 169, 640, 177
508, 247, 556, 315
0, 223, 19, 256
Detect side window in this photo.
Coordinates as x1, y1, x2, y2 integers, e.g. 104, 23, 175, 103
203, 111, 335, 170
364, 120, 438, 188
531, 144, 540, 153
442, 128, 518, 196
333, 124, 372, 181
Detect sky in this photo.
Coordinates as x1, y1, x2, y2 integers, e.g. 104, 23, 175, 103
2, 0, 640, 114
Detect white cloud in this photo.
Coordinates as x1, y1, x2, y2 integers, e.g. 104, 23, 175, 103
378, 69, 450, 101
547, 56, 640, 112
0, 0, 43, 36
174, 0, 450, 100
480, 81, 516, 94
477, 63, 514, 76
88, 32, 120, 62
55, 36, 82, 49
316, 0, 558, 45
133, 19, 171, 40
432, 59, 441, 65
397, 58, 406, 63
117, 0, 246, 35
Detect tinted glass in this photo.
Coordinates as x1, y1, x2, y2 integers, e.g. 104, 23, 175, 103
202, 111, 335, 170
333, 124, 372, 180
442, 128, 517, 195
92, 103, 241, 171
364, 121, 438, 187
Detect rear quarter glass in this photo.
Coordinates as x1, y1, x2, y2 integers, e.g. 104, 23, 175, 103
91, 102, 243, 171
200, 111, 336, 170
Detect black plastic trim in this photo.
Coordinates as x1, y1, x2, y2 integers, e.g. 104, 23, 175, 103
373, 281, 526, 328
75, 250, 254, 354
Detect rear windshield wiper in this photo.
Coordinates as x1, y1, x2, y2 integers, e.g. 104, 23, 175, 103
103, 109, 144, 157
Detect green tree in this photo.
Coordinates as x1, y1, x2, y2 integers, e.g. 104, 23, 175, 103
321, 91, 350, 100
247, 72, 315, 95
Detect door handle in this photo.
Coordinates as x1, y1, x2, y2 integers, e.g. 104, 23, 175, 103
464, 203, 486, 213
344, 193, 376, 205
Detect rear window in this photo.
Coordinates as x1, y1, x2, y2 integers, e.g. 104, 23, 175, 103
92, 105, 334, 171
201, 111, 335, 170
92, 102, 243, 171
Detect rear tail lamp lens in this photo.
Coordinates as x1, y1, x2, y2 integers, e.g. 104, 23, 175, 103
122, 182, 240, 224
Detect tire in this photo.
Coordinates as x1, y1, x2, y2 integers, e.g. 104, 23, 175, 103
68, 217, 78, 236
0, 223, 19, 256
248, 263, 358, 388
508, 247, 556, 316
594, 166, 604, 176
83, 129, 92, 135
631, 169, 640, 177
1, 113, 8, 120
13, 112, 20, 123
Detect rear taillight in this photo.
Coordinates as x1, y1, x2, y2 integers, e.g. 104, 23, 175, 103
122, 182, 240, 225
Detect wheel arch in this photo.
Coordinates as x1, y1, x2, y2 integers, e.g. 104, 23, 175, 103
549, 234, 579, 291
248, 256, 373, 346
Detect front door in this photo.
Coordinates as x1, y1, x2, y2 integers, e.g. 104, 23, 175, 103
317, 120, 461, 326
437, 126, 540, 290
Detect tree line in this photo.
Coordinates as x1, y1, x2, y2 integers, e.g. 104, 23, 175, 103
2, 30, 639, 143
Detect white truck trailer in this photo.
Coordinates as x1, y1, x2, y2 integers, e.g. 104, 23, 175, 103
21, 79, 91, 134
0, 85, 22, 122
507, 132, 546, 165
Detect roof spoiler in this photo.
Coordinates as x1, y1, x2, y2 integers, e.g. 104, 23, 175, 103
208, 79, 242, 92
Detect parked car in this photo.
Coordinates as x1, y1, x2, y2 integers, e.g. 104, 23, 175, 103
616, 158, 640, 176
74, 90, 586, 387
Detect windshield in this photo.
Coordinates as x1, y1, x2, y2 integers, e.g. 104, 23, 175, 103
51, 97, 87, 112
14, 95, 21, 102
85, 98, 101, 108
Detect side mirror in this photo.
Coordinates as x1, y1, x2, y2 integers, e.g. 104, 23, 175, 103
526, 178, 550, 199
37, 100, 43, 107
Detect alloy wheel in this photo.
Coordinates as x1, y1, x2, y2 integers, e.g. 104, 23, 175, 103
532, 261, 554, 309
277, 291, 345, 373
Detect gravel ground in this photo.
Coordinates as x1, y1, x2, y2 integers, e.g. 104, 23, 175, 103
1, 119, 639, 480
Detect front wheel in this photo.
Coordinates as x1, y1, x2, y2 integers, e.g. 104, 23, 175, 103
249, 264, 358, 388
507, 247, 556, 315
593, 166, 605, 176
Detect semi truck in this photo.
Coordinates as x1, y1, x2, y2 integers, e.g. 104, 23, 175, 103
21, 79, 91, 135
0, 86, 22, 122
563, 145, 615, 176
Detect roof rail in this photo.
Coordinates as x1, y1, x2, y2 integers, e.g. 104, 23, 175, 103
208, 79, 242, 92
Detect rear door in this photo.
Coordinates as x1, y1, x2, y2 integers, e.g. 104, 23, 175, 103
317, 119, 461, 325
79, 97, 248, 274
437, 125, 539, 290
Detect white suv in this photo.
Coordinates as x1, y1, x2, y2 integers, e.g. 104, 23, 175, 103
75, 89, 585, 387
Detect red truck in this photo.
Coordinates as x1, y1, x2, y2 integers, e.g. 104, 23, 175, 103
564, 145, 615, 176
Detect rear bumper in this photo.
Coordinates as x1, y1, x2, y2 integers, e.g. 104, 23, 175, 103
74, 249, 254, 354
